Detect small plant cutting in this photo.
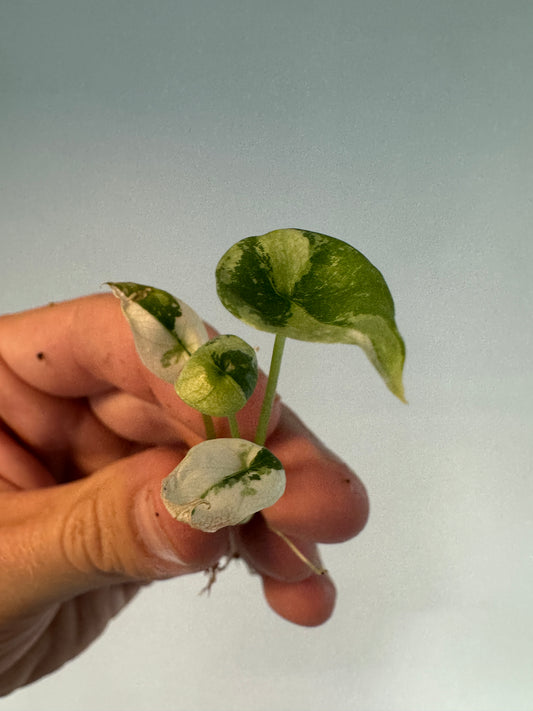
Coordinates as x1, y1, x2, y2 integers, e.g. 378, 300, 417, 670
108, 228, 405, 577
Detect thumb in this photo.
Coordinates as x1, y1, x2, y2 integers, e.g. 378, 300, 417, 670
0, 448, 229, 620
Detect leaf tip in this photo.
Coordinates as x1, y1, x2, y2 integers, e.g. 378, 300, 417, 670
397, 389, 408, 405
388, 375, 407, 404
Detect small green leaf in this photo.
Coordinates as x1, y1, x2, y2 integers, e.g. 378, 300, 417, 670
160, 438, 285, 532
175, 334, 258, 416
108, 282, 208, 383
216, 229, 406, 401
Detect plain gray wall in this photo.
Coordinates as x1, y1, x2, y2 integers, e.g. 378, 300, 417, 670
1, 1, 532, 709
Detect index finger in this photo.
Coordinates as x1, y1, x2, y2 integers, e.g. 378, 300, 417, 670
0, 294, 166, 399
0, 294, 272, 443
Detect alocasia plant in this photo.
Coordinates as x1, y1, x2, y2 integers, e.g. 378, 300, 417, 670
109, 228, 406, 565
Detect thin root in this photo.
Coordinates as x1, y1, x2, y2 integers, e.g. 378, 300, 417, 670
200, 552, 240, 595
267, 523, 328, 576
200, 528, 240, 595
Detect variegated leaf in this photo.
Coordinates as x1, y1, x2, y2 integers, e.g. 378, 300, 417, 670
216, 229, 406, 401
161, 438, 285, 532
175, 334, 258, 416
108, 282, 208, 383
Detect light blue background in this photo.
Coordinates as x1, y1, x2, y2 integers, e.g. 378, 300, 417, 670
1, 1, 532, 709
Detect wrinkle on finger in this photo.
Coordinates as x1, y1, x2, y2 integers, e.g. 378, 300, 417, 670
0, 447, 230, 621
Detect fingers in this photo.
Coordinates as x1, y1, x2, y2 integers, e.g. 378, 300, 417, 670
0, 447, 229, 622
0, 427, 55, 491
88, 390, 202, 445
87, 364, 279, 446
0, 294, 368, 629
0, 354, 137, 483
234, 407, 368, 627
0, 295, 151, 399
0, 296, 196, 442
235, 514, 325, 582
264, 407, 370, 543
0, 294, 280, 446
262, 575, 337, 627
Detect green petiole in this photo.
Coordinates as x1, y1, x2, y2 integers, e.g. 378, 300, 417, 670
228, 413, 240, 439
202, 414, 216, 440
255, 333, 286, 446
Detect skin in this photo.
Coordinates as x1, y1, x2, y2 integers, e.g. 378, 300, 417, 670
0, 293, 369, 695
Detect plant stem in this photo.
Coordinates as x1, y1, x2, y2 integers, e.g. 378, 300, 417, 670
228, 413, 240, 438
255, 333, 286, 445
202, 414, 216, 440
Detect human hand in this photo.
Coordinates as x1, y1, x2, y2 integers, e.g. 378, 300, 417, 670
0, 294, 369, 695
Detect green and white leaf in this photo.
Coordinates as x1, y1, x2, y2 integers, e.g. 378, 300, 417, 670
161, 438, 285, 532
175, 334, 258, 416
108, 282, 208, 383
216, 228, 406, 401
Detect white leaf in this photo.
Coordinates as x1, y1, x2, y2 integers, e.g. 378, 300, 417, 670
161, 438, 286, 532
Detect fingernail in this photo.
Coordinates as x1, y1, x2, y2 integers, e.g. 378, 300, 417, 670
133, 487, 187, 570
